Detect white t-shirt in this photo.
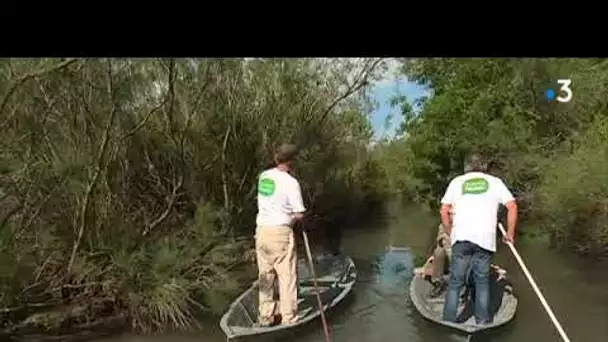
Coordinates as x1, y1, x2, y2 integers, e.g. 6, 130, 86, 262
256, 168, 306, 227
440, 172, 514, 252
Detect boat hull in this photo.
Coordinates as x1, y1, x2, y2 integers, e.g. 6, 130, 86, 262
220, 253, 357, 340
409, 269, 517, 334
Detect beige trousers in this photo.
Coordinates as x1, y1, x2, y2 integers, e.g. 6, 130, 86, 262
255, 225, 298, 324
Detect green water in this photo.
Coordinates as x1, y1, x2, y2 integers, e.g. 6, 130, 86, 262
99, 203, 608, 342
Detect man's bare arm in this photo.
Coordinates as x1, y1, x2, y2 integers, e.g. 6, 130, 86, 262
288, 181, 306, 226
440, 204, 453, 235
505, 200, 518, 242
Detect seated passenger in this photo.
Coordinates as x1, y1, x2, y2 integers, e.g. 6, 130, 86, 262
422, 223, 451, 298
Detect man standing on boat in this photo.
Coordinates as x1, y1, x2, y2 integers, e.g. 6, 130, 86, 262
254, 143, 306, 327
439, 153, 518, 325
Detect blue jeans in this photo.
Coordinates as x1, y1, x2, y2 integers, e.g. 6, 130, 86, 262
443, 240, 493, 324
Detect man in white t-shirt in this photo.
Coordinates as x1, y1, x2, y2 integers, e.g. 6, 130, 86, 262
439, 153, 518, 325
254, 143, 306, 327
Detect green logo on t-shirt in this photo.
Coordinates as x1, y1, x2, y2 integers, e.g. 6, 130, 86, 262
258, 178, 276, 196
462, 178, 489, 194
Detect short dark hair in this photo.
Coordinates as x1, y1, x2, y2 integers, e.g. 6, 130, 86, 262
274, 143, 299, 164
464, 153, 488, 173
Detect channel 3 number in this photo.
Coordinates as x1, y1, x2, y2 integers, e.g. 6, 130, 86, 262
556, 79, 573, 103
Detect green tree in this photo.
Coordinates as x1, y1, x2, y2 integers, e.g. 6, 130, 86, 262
379, 58, 608, 255
0, 58, 390, 338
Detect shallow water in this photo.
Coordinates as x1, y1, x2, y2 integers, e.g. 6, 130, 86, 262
99, 203, 608, 342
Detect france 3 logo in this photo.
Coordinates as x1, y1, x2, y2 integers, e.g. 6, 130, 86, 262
546, 79, 572, 103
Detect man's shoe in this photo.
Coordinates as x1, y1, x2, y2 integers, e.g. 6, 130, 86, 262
279, 312, 305, 326
253, 317, 276, 328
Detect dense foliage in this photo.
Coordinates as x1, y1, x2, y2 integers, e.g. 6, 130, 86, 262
0, 58, 390, 338
379, 58, 608, 256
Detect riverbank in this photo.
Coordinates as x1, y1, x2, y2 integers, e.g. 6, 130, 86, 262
0, 201, 389, 342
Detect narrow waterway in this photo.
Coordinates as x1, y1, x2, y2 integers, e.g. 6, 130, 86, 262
99, 203, 608, 342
